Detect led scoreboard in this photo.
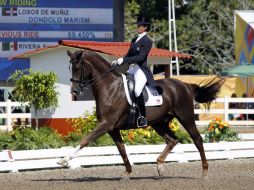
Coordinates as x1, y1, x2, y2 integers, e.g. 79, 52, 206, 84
0, 0, 122, 80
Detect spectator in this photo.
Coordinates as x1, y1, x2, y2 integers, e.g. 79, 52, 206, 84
229, 93, 243, 120
248, 90, 254, 120
240, 93, 248, 120
0, 89, 4, 101
0, 89, 5, 125
194, 102, 200, 120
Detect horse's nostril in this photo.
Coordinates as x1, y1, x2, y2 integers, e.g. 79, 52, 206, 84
71, 89, 78, 95
72, 89, 83, 96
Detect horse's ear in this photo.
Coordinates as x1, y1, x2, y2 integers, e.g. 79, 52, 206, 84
81, 50, 86, 59
67, 50, 73, 57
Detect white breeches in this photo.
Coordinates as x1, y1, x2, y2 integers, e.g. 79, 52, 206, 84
127, 64, 147, 97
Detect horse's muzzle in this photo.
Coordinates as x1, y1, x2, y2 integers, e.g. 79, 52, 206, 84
71, 87, 83, 96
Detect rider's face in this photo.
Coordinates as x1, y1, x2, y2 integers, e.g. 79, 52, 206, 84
137, 25, 147, 34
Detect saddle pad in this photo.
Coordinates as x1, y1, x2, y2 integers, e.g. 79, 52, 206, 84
121, 74, 163, 107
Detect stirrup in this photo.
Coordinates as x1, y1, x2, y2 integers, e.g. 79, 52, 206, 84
137, 116, 147, 128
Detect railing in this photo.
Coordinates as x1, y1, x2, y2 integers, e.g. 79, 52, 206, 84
0, 100, 31, 131
0, 97, 253, 131
194, 97, 254, 126
1, 141, 254, 172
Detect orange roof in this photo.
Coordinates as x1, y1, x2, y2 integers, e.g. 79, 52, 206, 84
11, 40, 191, 60
59, 40, 191, 59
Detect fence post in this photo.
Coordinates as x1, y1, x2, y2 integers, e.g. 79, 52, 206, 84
224, 96, 229, 122
6, 100, 12, 131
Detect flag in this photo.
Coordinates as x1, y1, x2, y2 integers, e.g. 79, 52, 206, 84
2, 7, 18, 16
2, 42, 18, 51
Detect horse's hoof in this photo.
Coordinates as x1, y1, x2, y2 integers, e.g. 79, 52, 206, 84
57, 158, 69, 167
202, 170, 209, 179
157, 163, 165, 177
121, 172, 131, 181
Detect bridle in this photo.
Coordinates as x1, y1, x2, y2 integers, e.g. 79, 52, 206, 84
69, 57, 116, 92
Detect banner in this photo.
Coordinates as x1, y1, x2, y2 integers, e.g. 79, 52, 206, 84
235, 11, 254, 65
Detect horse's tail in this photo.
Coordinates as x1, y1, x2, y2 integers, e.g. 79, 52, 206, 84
189, 77, 225, 109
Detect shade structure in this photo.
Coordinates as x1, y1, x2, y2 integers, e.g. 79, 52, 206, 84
222, 64, 254, 96
222, 64, 254, 77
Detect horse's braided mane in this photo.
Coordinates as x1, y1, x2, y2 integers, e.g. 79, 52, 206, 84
82, 49, 110, 66
80, 49, 121, 77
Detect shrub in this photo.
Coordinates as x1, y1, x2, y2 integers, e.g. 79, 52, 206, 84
169, 118, 192, 144
203, 117, 239, 142
64, 111, 114, 147
8, 127, 64, 150
174, 129, 193, 144
121, 127, 164, 145
0, 131, 13, 150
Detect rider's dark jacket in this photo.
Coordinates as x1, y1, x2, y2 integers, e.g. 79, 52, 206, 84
123, 34, 157, 87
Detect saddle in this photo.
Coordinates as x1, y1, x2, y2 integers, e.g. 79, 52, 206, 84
123, 73, 163, 106
121, 73, 163, 127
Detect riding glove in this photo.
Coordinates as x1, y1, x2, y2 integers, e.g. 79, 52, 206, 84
112, 58, 123, 66
117, 58, 124, 65
111, 60, 118, 66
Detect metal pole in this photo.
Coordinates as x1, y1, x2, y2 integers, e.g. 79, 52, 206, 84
168, 0, 172, 76
171, 0, 179, 75
168, 0, 179, 76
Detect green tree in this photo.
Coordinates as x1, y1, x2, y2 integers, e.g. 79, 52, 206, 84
124, 0, 140, 41
124, 0, 169, 48
124, 0, 254, 74
176, 0, 254, 74
9, 69, 59, 130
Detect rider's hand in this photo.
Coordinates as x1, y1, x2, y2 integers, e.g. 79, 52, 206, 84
111, 60, 118, 66
117, 58, 123, 65
112, 58, 123, 66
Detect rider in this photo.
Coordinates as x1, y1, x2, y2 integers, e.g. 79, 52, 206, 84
113, 17, 157, 127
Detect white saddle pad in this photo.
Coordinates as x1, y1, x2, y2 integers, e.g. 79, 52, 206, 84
121, 74, 163, 107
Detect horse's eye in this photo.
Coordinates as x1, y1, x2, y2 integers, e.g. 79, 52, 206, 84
73, 62, 81, 70
75, 61, 80, 66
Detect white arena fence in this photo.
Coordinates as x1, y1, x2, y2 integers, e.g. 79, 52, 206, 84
195, 97, 254, 127
0, 100, 31, 131
1, 141, 254, 173
0, 97, 254, 131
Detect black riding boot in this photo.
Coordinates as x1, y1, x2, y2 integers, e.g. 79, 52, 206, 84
137, 93, 147, 127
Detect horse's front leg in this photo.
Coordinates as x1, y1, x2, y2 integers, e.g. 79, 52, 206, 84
57, 121, 111, 166
109, 129, 132, 176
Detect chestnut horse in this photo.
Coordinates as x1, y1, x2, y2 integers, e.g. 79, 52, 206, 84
57, 49, 225, 177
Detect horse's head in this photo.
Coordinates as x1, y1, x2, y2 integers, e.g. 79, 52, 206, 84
67, 50, 91, 96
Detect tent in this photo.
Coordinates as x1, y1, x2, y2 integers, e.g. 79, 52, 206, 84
222, 64, 254, 96
222, 64, 254, 77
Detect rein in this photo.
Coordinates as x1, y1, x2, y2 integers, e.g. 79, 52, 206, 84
70, 59, 116, 90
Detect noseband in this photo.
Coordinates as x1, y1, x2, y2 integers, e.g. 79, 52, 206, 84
69, 59, 89, 90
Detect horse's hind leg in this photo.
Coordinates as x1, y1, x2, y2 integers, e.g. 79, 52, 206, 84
176, 114, 208, 178
109, 129, 132, 176
152, 117, 178, 176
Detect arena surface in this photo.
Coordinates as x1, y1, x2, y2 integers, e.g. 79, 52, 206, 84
1, 158, 254, 190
